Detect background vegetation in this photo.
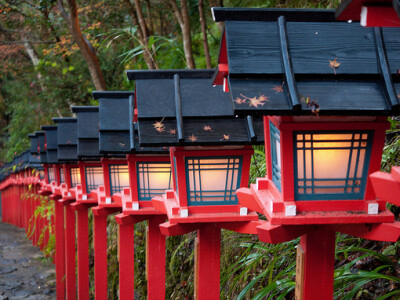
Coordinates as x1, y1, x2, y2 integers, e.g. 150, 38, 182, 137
2, 0, 400, 299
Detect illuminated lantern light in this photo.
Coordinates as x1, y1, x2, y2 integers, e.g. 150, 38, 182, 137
128, 69, 265, 299
212, 8, 400, 299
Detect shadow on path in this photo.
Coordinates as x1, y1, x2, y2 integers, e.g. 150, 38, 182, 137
0, 221, 56, 300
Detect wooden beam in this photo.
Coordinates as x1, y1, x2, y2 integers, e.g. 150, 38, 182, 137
373, 27, 399, 110
174, 74, 185, 143
277, 16, 301, 111
246, 115, 257, 142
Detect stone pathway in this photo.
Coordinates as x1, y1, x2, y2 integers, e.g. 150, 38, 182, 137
0, 221, 56, 300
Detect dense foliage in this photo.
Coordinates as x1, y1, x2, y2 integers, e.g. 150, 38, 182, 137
2, 0, 400, 299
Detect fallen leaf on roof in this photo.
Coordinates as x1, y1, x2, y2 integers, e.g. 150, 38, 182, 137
169, 129, 177, 135
153, 120, 165, 132
188, 134, 198, 142
234, 97, 245, 104
221, 134, 230, 141
272, 85, 284, 93
329, 58, 341, 75
203, 125, 212, 131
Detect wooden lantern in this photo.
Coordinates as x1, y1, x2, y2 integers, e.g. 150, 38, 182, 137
212, 7, 400, 299
128, 69, 265, 299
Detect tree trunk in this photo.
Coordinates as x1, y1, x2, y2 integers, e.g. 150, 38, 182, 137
22, 36, 47, 92
199, 0, 212, 69
65, 0, 107, 91
169, 0, 196, 69
124, 0, 158, 69
134, 0, 149, 40
144, 0, 154, 35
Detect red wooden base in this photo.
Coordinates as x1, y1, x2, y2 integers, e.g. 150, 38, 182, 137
92, 207, 120, 300
196, 224, 221, 300
64, 201, 76, 300
115, 214, 167, 300
237, 183, 394, 225
71, 202, 97, 300
152, 192, 258, 224
116, 215, 135, 300
54, 200, 66, 300
301, 228, 336, 300
147, 216, 166, 300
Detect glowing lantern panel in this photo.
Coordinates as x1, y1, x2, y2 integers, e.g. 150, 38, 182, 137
70, 167, 81, 188
109, 164, 130, 194
137, 162, 172, 200
48, 167, 55, 183
186, 157, 242, 205
85, 166, 104, 192
294, 132, 371, 200
60, 168, 65, 183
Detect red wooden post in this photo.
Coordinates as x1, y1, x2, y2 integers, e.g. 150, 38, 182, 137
196, 223, 221, 300
300, 228, 336, 300
64, 202, 77, 300
117, 218, 135, 300
54, 200, 66, 299
147, 216, 166, 300
35, 197, 40, 247
75, 206, 90, 300
93, 208, 108, 300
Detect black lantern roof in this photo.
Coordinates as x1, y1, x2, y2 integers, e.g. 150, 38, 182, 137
212, 8, 400, 116
93, 91, 169, 154
41, 125, 60, 164
28, 133, 42, 169
28, 134, 38, 154
53, 117, 78, 161
71, 106, 101, 159
127, 69, 264, 146
93, 91, 133, 154
35, 131, 47, 164
18, 151, 30, 172
28, 151, 41, 169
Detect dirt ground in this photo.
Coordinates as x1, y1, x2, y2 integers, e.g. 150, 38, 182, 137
0, 221, 56, 300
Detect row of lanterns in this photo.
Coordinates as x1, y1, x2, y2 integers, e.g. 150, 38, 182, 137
2, 6, 400, 299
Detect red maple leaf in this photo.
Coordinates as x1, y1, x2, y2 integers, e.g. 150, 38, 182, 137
329, 58, 341, 75
248, 97, 265, 108
272, 85, 283, 93
188, 134, 198, 142
220, 134, 230, 141
234, 97, 245, 104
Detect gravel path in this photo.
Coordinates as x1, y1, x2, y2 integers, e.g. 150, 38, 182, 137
0, 221, 56, 300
